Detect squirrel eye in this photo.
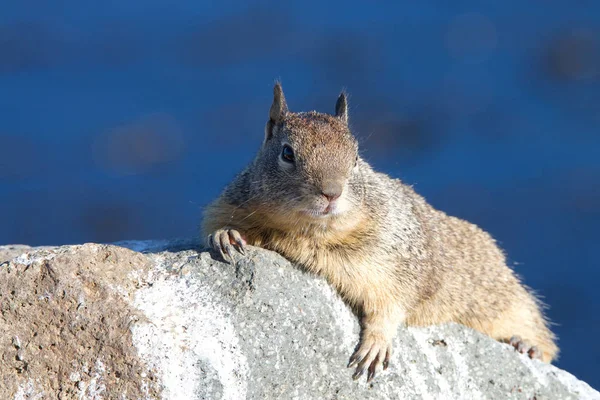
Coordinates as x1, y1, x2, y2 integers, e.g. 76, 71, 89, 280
281, 145, 295, 163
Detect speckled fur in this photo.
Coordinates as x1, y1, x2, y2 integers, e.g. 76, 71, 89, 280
202, 84, 558, 370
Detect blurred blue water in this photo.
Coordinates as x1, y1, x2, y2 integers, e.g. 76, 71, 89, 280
1, 0, 599, 387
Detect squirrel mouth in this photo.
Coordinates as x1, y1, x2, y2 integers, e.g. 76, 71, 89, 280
303, 210, 330, 218
303, 206, 337, 218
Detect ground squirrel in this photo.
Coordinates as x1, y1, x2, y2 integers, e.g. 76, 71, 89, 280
202, 83, 558, 382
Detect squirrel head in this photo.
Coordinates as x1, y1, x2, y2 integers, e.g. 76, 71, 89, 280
252, 82, 361, 222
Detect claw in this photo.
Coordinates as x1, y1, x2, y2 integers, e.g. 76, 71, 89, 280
367, 369, 376, 383
509, 335, 522, 347
210, 232, 226, 261
237, 241, 246, 255
352, 366, 365, 380
367, 362, 378, 383
383, 348, 391, 370
224, 244, 235, 263
528, 346, 542, 360
218, 231, 232, 263
230, 230, 247, 255
347, 353, 361, 368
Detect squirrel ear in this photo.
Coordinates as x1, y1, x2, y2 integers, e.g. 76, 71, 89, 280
269, 82, 288, 124
265, 82, 288, 143
335, 92, 348, 123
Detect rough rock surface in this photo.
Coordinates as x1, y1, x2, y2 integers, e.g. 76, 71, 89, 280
0, 238, 598, 400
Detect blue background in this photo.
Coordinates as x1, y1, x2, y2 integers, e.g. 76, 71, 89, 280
1, 1, 598, 388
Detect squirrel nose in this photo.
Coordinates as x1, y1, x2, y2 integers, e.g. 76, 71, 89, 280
322, 191, 341, 202
321, 182, 343, 202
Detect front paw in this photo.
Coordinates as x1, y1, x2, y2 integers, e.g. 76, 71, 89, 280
347, 330, 392, 383
207, 228, 247, 263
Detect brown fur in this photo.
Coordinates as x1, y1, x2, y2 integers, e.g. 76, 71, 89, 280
202, 84, 558, 377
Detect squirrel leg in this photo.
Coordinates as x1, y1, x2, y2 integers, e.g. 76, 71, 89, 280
347, 307, 403, 382
207, 228, 247, 263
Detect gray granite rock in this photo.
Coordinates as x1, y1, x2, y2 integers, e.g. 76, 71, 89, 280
0, 239, 597, 400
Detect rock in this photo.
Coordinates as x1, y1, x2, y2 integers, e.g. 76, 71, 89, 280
0, 245, 47, 264
0, 239, 598, 400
